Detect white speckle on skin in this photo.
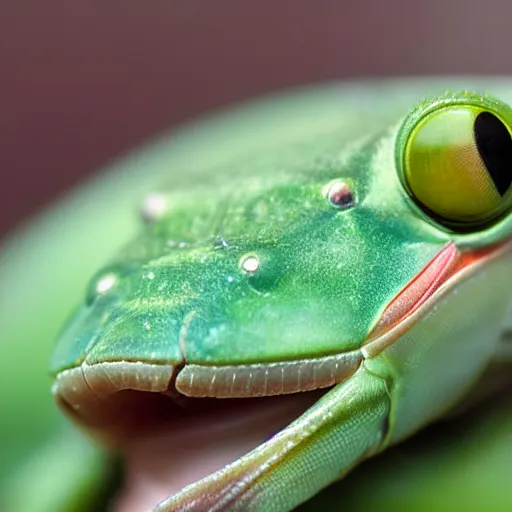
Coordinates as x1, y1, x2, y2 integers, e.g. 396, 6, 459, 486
240, 255, 260, 273
140, 193, 168, 222
146, 272, 155, 280
95, 273, 117, 294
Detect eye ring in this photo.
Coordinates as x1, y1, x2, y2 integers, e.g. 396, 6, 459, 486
396, 91, 512, 231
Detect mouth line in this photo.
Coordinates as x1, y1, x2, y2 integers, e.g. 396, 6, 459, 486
53, 359, 331, 441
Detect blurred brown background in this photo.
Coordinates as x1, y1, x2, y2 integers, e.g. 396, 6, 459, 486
0, 1, 509, 237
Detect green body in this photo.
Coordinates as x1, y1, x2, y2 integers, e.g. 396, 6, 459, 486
1, 79, 511, 511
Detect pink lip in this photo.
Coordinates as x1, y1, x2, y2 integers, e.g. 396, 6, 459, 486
363, 238, 512, 358
367, 242, 460, 340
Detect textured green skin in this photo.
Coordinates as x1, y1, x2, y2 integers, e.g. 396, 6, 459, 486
1, 79, 512, 511
50, 90, 512, 374
51, 125, 447, 369
50, 110, 440, 371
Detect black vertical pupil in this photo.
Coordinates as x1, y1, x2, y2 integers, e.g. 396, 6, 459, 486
474, 111, 512, 196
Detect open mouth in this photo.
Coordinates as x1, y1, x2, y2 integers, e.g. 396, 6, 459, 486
112, 391, 325, 511
55, 375, 327, 511
52, 238, 512, 511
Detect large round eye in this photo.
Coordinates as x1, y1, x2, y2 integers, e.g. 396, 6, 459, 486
397, 93, 512, 230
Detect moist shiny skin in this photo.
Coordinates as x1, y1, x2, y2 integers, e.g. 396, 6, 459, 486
46, 81, 512, 512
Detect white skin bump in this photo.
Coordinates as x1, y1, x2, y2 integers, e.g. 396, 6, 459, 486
140, 193, 168, 222
95, 273, 117, 294
241, 255, 259, 273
